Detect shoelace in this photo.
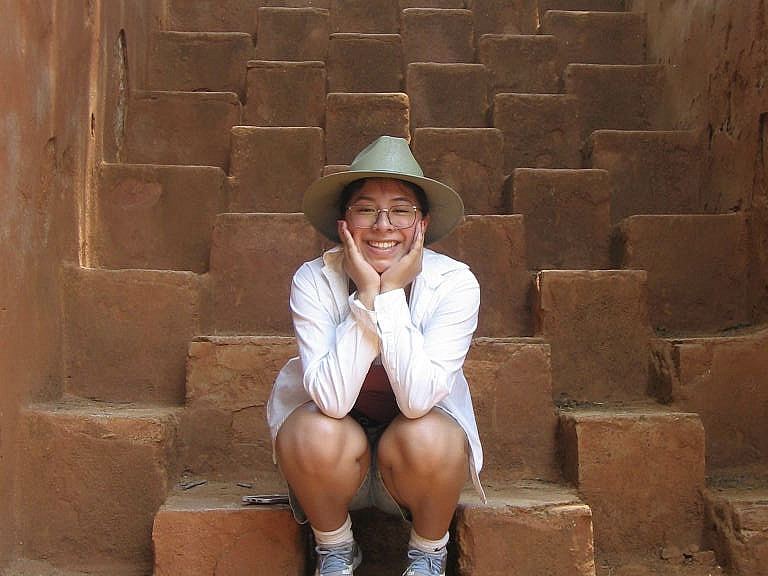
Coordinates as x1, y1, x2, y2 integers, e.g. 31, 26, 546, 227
404, 548, 446, 576
316, 543, 356, 575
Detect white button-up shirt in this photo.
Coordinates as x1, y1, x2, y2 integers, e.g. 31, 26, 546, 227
267, 245, 485, 499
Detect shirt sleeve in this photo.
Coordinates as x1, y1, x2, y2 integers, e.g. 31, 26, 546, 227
290, 263, 380, 419
375, 267, 480, 419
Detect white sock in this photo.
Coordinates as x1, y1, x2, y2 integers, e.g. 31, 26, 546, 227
312, 514, 354, 548
409, 529, 449, 553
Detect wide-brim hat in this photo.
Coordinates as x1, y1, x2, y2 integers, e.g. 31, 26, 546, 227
303, 135, 464, 245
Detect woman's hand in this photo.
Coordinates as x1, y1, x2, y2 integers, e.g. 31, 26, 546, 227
380, 219, 426, 294
338, 220, 380, 309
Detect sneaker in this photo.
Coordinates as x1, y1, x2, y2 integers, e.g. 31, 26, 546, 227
402, 547, 447, 576
314, 541, 362, 576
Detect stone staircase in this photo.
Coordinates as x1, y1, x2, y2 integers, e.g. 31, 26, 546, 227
15, 0, 768, 575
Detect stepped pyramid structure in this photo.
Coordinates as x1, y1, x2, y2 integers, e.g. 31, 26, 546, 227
2, 0, 767, 575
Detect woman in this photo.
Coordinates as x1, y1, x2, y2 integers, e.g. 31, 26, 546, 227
267, 136, 484, 576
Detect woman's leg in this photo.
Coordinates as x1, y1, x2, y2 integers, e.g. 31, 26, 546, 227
275, 403, 370, 531
377, 409, 469, 539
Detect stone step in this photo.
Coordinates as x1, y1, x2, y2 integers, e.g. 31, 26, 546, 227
612, 213, 750, 333
255, 7, 330, 61
479, 34, 560, 95
62, 266, 208, 404
407, 63, 489, 129
152, 481, 594, 576
541, 10, 646, 67
228, 126, 325, 212
18, 399, 181, 574
179, 335, 560, 483
243, 60, 326, 126
538, 0, 627, 12
402, 8, 475, 64
94, 163, 227, 273
472, 0, 539, 36
534, 269, 653, 402
209, 213, 531, 337
559, 404, 706, 557
703, 466, 768, 576
588, 129, 708, 223
650, 325, 768, 470
147, 31, 253, 99
511, 168, 611, 269
411, 127, 506, 214
327, 33, 403, 93
493, 93, 583, 171
330, 0, 400, 34
164, 0, 260, 33
122, 90, 241, 169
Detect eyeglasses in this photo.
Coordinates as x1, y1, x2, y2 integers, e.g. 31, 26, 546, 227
346, 204, 420, 229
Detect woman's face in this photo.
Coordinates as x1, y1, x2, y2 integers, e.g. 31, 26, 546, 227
344, 178, 429, 274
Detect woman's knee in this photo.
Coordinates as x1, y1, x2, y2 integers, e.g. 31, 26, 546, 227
379, 410, 468, 471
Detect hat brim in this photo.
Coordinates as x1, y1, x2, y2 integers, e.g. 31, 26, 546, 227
303, 169, 464, 245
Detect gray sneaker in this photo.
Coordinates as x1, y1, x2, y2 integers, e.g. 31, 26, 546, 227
402, 547, 447, 576
314, 541, 362, 576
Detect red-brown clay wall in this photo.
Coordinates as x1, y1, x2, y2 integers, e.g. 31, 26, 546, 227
632, 0, 768, 321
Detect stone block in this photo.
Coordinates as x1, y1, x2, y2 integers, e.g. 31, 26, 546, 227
124, 91, 241, 170
511, 168, 611, 269
210, 213, 333, 335
327, 33, 403, 92
95, 163, 227, 273
559, 407, 705, 555
539, 0, 626, 11
407, 63, 489, 129
325, 92, 410, 165
148, 31, 253, 99
62, 266, 208, 404
412, 127, 505, 214
244, 61, 326, 126
329, 0, 399, 33
166, 0, 260, 33
433, 215, 532, 338
612, 213, 750, 333
400, 0, 464, 6
534, 270, 653, 401
478, 34, 560, 95
402, 9, 474, 64
588, 129, 707, 223
492, 93, 582, 172
255, 7, 329, 60
470, 0, 538, 36
228, 126, 324, 212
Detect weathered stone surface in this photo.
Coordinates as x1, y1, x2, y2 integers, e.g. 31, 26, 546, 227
559, 407, 705, 556
612, 213, 750, 333
535, 270, 653, 401
479, 34, 560, 95
401, 9, 474, 64
329, 0, 399, 33
539, 0, 626, 10
244, 61, 326, 127
470, 0, 538, 36
512, 168, 611, 269
255, 7, 329, 60
327, 34, 403, 93
412, 128, 505, 214
62, 266, 208, 404
165, 0, 260, 33
650, 326, 768, 469
228, 126, 324, 212
95, 163, 227, 273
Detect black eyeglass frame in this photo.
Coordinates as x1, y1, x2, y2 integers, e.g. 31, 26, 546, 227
345, 204, 422, 230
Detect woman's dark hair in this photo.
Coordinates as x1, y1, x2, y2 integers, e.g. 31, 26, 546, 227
338, 178, 430, 218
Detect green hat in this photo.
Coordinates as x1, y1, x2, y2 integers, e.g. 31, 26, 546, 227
302, 135, 464, 244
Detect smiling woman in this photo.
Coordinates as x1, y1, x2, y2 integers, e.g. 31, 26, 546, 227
266, 136, 484, 576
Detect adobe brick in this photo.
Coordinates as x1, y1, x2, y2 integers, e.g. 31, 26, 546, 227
123, 91, 241, 169
166, 0, 260, 33
256, 7, 329, 61
228, 126, 325, 212
402, 9, 474, 64
411, 127, 505, 214
327, 33, 403, 93
535, 270, 653, 401
325, 92, 410, 165
329, 0, 399, 33
433, 215, 532, 337
511, 168, 611, 269
244, 60, 326, 126
96, 163, 227, 273
407, 63, 489, 129
478, 34, 560, 95
493, 93, 582, 171
470, 0, 538, 36
613, 213, 750, 332
559, 408, 705, 555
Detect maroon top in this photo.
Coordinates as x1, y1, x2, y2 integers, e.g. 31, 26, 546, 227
353, 364, 399, 424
